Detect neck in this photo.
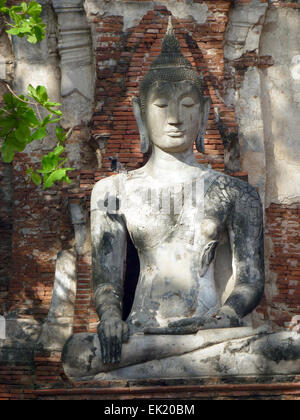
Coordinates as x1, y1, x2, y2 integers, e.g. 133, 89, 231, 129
145, 145, 200, 177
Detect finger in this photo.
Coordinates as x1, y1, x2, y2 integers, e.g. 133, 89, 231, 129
104, 323, 111, 364
98, 325, 106, 364
111, 336, 117, 364
109, 323, 115, 364
113, 336, 121, 364
168, 318, 194, 328
110, 321, 120, 364
169, 324, 199, 334
122, 322, 130, 343
111, 328, 117, 364
144, 327, 170, 335
116, 339, 122, 364
115, 323, 122, 363
198, 318, 219, 330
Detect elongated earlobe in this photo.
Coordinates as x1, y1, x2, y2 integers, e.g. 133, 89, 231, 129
132, 97, 150, 154
196, 96, 211, 153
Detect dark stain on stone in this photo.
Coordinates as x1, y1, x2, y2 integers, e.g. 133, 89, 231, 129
84, 335, 94, 344
101, 232, 114, 255
87, 346, 97, 372
260, 335, 300, 364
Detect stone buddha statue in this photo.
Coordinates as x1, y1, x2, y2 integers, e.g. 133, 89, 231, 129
62, 19, 274, 381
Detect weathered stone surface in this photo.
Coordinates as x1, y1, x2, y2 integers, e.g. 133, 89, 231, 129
85, 0, 207, 31
37, 249, 77, 351
12, 0, 61, 152
95, 331, 300, 380
2, 316, 41, 346
62, 328, 300, 381
53, 0, 94, 128
63, 327, 260, 380
224, 0, 268, 61
260, 8, 300, 206
235, 68, 266, 205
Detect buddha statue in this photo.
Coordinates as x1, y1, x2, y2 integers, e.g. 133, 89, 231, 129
62, 19, 271, 381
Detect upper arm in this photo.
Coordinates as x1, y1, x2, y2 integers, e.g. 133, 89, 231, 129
227, 182, 264, 287
204, 174, 265, 316
91, 178, 127, 291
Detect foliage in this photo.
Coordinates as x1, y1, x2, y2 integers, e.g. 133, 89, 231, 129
0, 85, 74, 189
0, 1, 74, 189
0, 0, 46, 44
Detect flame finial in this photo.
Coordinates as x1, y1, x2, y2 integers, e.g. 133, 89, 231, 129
149, 16, 193, 70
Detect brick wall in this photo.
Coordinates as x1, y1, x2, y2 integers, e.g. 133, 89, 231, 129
257, 204, 300, 329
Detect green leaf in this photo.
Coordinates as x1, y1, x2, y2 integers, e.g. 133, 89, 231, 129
3, 93, 13, 106
7, 131, 27, 152
15, 125, 31, 143
2, 93, 23, 108
48, 109, 62, 117
27, 84, 38, 101
6, 27, 21, 36
54, 145, 65, 156
39, 145, 64, 173
33, 25, 44, 42
19, 24, 32, 34
36, 86, 48, 103
27, 1, 42, 18
0, 116, 16, 131
9, 10, 22, 25
10, 5, 23, 13
41, 115, 52, 127
22, 109, 40, 127
26, 33, 37, 44
1, 142, 15, 163
40, 151, 60, 173
56, 126, 67, 142
31, 172, 42, 186
46, 101, 61, 107
49, 117, 62, 124
43, 168, 73, 189
20, 1, 28, 13
31, 126, 47, 141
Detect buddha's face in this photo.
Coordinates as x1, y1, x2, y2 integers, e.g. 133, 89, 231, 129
144, 80, 202, 153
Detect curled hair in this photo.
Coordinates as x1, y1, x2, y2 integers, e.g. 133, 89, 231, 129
138, 17, 204, 115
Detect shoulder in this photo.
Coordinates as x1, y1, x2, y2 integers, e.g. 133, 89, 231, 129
92, 173, 127, 194
91, 174, 126, 210
205, 170, 260, 202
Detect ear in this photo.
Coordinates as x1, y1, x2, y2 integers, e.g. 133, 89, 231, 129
132, 97, 150, 154
196, 96, 211, 154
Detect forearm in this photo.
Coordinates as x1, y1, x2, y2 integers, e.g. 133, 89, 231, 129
224, 258, 265, 318
94, 282, 123, 321
224, 283, 264, 318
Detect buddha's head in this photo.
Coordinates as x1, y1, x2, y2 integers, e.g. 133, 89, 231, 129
132, 17, 211, 154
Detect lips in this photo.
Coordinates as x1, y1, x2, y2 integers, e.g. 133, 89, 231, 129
166, 131, 186, 138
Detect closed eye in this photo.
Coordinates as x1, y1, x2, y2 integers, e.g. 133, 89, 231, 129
154, 103, 168, 108
182, 101, 195, 108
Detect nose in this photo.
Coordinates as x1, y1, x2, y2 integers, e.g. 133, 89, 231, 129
167, 101, 182, 126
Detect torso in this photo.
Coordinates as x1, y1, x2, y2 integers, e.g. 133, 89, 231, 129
109, 166, 232, 332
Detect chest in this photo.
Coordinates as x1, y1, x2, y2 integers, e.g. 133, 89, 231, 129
121, 183, 219, 251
